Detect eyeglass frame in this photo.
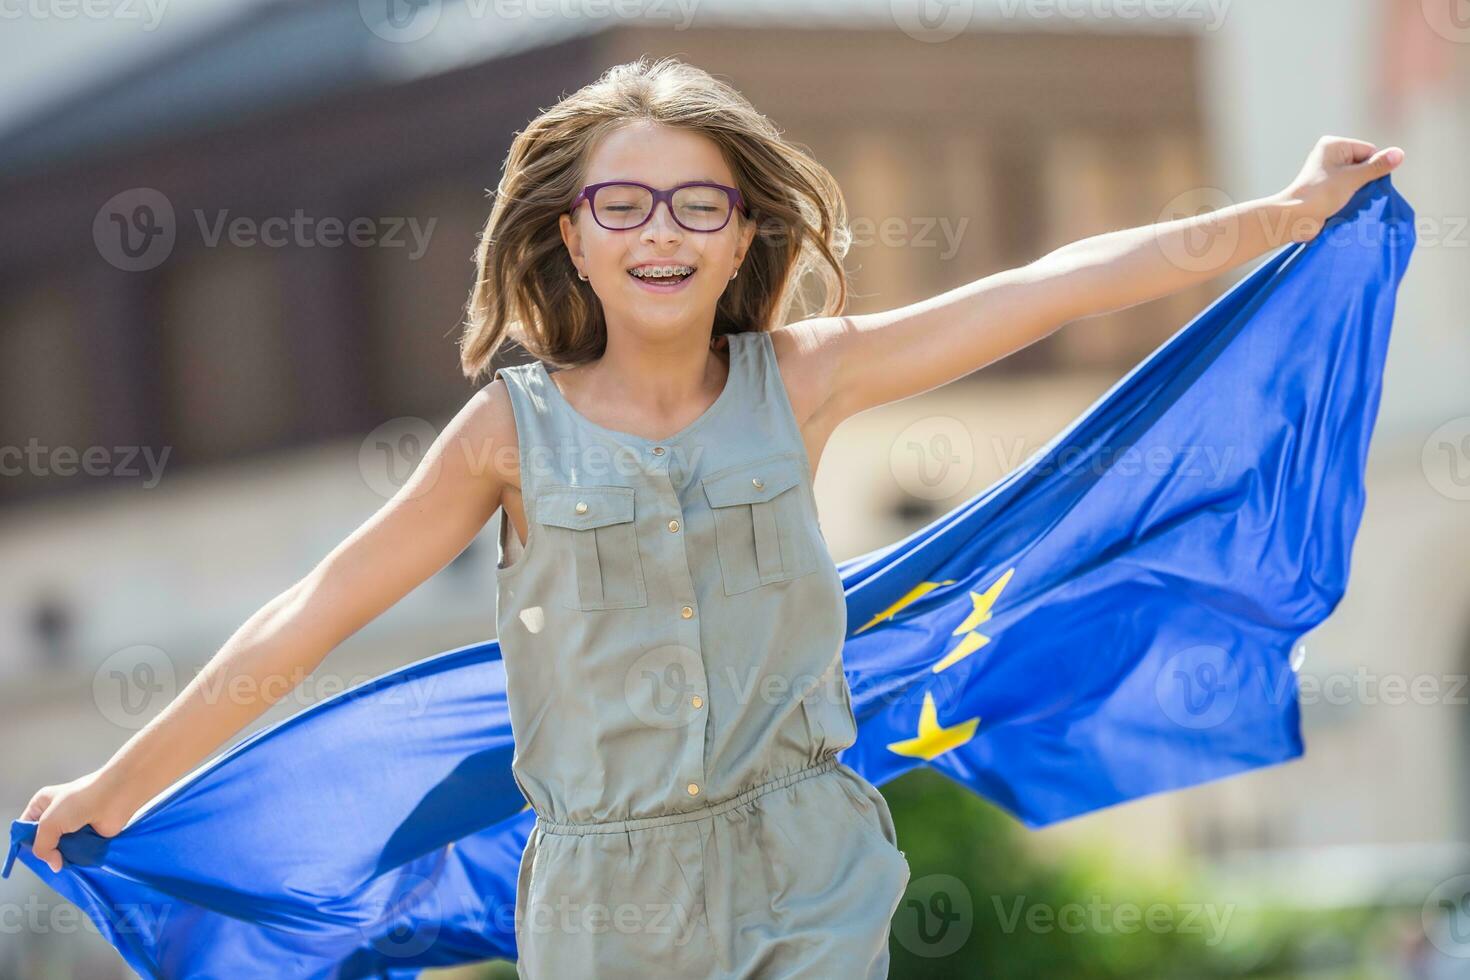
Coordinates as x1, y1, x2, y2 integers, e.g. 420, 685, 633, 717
568, 180, 749, 233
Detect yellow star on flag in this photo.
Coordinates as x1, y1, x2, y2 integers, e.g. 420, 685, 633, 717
886, 691, 980, 760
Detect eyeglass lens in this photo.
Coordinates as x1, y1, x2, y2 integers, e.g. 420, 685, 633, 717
593, 184, 732, 231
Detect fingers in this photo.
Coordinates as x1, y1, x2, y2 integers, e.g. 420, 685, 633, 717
1358, 146, 1405, 175
31, 822, 63, 875
31, 808, 65, 874
1320, 136, 1404, 176
20, 788, 53, 822
1331, 137, 1378, 165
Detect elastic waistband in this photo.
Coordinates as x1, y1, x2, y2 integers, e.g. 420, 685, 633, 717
535, 757, 839, 836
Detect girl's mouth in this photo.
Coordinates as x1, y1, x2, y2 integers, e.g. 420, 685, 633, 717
627, 265, 696, 292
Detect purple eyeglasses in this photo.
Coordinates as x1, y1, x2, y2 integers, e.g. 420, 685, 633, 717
568, 180, 748, 233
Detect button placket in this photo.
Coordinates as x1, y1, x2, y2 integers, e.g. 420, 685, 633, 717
651, 442, 708, 806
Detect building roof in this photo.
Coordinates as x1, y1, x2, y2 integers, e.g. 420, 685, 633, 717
0, 0, 1201, 180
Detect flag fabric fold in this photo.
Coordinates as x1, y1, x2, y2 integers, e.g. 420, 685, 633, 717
5, 175, 1415, 977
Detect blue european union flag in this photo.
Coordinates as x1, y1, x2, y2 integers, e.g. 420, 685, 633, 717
5, 175, 1415, 976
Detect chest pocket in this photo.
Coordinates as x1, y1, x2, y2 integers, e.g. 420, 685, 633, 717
701, 452, 815, 596
535, 484, 648, 610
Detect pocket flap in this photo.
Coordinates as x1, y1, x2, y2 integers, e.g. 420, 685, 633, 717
535, 485, 636, 530
701, 454, 804, 509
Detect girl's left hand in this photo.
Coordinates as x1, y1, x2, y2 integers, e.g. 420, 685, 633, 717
1277, 135, 1405, 242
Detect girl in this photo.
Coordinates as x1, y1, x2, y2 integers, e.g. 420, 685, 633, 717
21, 57, 1401, 977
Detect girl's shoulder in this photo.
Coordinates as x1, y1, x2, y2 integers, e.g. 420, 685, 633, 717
462, 374, 522, 487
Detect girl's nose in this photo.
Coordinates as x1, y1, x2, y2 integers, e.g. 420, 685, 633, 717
641, 200, 683, 242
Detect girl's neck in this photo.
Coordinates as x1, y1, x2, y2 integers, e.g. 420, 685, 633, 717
553, 333, 732, 435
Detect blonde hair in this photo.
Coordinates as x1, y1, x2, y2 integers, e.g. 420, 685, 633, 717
458, 56, 852, 380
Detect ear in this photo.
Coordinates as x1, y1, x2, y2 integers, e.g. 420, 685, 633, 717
559, 213, 585, 277
734, 212, 757, 265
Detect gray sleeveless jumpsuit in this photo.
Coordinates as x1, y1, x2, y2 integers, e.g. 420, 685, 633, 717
492, 329, 911, 978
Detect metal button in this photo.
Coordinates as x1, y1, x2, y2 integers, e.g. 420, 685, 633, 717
751, 477, 764, 490
680, 605, 694, 619
690, 695, 703, 709
652, 446, 666, 456
574, 501, 588, 514
668, 519, 680, 533
687, 782, 700, 796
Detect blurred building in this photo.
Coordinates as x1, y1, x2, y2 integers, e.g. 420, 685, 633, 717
0, 0, 1465, 975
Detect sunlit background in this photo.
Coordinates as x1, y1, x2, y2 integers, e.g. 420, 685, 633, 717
1, 1, 1466, 976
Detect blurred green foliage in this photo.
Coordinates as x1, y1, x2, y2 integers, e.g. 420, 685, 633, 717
881, 768, 1411, 979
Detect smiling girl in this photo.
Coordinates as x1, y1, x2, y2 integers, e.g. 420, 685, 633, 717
22, 56, 1401, 978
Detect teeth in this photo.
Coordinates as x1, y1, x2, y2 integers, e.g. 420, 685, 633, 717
630, 265, 694, 278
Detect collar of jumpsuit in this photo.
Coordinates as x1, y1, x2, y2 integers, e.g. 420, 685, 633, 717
492, 329, 912, 978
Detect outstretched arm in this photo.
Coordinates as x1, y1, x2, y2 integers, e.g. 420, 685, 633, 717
799, 136, 1404, 424
19, 382, 519, 871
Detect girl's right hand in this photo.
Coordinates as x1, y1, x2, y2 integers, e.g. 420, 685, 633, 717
20, 769, 135, 874
1275, 135, 1405, 242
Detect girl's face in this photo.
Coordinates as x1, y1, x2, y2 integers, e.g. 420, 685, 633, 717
560, 121, 756, 340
